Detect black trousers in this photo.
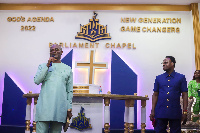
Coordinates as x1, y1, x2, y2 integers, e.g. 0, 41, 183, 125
155, 118, 181, 133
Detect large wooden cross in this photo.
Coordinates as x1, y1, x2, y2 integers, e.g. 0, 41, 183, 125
75, 50, 108, 84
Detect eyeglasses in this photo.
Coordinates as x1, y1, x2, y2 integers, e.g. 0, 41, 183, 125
161, 62, 169, 65
50, 48, 61, 52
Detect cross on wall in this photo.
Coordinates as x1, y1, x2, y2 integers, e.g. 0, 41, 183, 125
75, 50, 108, 84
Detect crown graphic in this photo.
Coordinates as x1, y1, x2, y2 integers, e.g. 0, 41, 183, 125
75, 12, 111, 42
70, 107, 92, 131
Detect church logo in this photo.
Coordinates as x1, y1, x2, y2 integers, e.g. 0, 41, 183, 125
70, 107, 92, 131
75, 12, 111, 42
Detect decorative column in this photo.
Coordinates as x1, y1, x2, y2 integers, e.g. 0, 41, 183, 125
104, 97, 110, 133
25, 91, 32, 133
124, 100, 129, 133
141, 95, 148, 133
128, 99, 135, 133
32, 97, 38, 133
191, 3, 200, 70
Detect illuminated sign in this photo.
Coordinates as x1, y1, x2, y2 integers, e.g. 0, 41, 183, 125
75, 12, 111, 42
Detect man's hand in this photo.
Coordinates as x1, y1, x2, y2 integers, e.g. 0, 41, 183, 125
182, 92, 188, 125
150, 110, 155, 121
67, 110, 73, 120
63, 110, 72, 132
46, 57, 57, 67
182, 114, 187, 125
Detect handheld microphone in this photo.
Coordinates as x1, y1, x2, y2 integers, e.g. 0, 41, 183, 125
49, 55, 55, 67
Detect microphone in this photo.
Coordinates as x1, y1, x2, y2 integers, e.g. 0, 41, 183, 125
49, 55, 55, 67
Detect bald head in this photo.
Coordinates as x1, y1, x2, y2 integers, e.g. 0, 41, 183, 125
50, 44, 62, 51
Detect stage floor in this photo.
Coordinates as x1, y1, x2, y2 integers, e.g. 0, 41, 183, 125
0, 125, 156, 133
